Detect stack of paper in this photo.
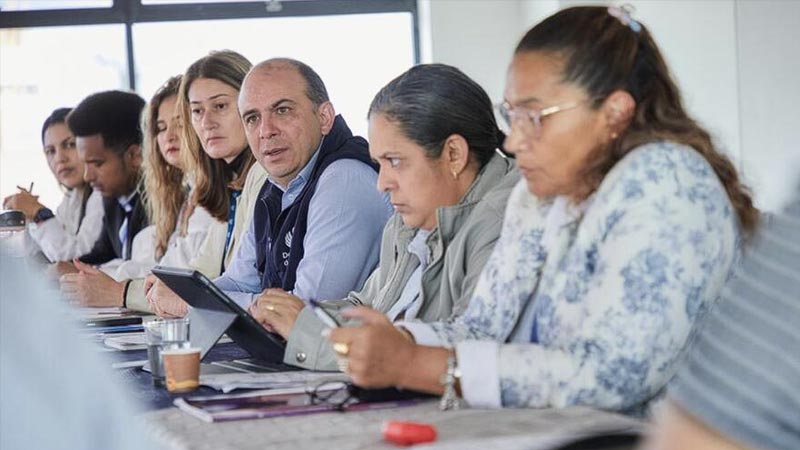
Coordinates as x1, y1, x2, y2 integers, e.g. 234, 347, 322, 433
104, 332, 148, 351
200, 370, 350, 393
103, 331, 233, 351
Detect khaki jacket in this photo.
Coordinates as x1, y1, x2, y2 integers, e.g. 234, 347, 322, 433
284, 152, 519, 369
126, 164, 268, 311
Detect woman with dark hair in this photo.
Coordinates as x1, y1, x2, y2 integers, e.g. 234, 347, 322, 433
249, 63, 519, 370
147, 50, 267, 317
328, 6, 754, 415
3, 108, 103, 262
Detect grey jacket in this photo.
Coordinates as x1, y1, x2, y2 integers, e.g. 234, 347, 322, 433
283, 151, 520, 369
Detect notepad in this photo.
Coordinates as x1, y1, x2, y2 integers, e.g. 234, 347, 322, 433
104, 332, 148, 351
104, 332, 233, 351
200, 370, 349, 393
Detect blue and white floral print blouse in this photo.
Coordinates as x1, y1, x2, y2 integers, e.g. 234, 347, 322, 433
416, 142, 739, 415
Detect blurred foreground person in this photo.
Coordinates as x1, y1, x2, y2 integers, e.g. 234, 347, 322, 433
645, 190, 800, 450
0, 251, 159, 449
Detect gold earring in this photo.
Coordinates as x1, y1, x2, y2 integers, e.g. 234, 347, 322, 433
451, 169, 458, 180
611, 131, 619, 140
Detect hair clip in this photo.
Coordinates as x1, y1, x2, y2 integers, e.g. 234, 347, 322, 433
608, 4, 642, 33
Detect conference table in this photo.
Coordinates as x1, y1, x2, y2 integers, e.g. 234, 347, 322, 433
141, 401, 643, 450
109, 343, 643, 450
0, 234, 645, 450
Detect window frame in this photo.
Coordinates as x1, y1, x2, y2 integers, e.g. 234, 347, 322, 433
0, 0, 420, 90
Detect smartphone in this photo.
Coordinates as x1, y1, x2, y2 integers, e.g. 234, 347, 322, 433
307, 299, 341, 329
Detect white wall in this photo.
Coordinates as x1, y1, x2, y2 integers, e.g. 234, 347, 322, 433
419, 0, 528, 102
736, 0, 800, 210
421, 0, 800, 211
559, 1, 742, 162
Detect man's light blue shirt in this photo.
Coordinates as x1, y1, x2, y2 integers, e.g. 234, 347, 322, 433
214, 144, 392, 308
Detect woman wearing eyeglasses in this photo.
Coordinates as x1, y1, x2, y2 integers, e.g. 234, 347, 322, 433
328, 6, 756, 415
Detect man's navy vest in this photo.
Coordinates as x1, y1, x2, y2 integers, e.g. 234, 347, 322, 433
253, 115, 377, 291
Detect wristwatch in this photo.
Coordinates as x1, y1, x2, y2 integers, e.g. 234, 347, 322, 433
32, 207, 55, 224
439, 353, 462, 411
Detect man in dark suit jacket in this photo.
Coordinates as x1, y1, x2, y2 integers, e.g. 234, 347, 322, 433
66, 90, 148, 266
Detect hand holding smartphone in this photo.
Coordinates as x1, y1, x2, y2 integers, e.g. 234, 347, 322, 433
307, 299, 341, 329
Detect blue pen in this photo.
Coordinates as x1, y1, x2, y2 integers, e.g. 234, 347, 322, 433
92, 324, 145, 334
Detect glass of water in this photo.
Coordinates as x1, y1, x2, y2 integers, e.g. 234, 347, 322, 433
144, 318, 190, 387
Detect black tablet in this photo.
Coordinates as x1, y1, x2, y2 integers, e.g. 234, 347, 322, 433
151, 266, 287, 364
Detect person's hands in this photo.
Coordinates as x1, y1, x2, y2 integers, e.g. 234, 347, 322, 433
59, 259, 124, 307
143, 273, 158, 296
249, 289, 305, 338
45, 261, 78, 281
326, 307, 416, 387
2, 188, 44, 220
146, 279, 188, 318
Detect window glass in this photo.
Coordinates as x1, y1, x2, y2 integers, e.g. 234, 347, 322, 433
0, 12, 414, 207
0, 25, 126, 207
0, 0, 111, 11
142, 0, 261, 4
133, 12, 415, 138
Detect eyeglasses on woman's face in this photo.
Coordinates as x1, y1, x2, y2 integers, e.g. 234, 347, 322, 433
496, 100, 585, 139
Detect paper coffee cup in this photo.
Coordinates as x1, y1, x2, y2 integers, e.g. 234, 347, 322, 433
162, 347, 201, 393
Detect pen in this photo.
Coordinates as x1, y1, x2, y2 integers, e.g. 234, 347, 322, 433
28, 182, 34, 194
307, 299, 341, 329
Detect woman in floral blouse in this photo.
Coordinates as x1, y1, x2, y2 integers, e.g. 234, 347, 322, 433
327, 6, 758, 416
